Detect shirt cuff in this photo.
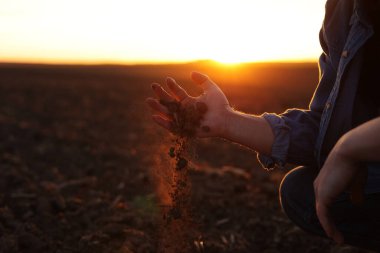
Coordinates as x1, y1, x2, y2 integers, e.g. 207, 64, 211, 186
257, 113, 290, 170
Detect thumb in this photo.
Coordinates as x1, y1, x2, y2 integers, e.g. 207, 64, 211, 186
191, 72, 217, 91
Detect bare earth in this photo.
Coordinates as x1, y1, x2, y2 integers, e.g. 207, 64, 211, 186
0, 62, 374, 253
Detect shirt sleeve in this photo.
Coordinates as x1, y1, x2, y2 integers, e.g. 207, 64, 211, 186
257, 109, 321, 169
257, 113, 290, 169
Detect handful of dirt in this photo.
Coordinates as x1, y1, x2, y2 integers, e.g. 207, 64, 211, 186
159, 99, 207, 138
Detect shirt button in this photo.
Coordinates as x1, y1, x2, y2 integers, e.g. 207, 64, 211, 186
341, 50, 349, 58
325, 102, 331, 109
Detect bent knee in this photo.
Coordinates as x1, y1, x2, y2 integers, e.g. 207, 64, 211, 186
279, 166, 317, 206
279, 166, 323, 235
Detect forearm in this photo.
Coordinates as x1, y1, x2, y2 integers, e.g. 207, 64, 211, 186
220, 108, 274, 155
338, 117, 380, 162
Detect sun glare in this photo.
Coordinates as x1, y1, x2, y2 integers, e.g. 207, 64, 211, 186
0, 0, 324, 64
214, 57, 246, 65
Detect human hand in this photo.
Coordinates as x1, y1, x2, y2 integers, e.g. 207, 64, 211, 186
313, 136, 367, 244
146, 72, 231, 138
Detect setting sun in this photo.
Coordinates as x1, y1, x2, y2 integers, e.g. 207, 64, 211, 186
0, 0, 324, 64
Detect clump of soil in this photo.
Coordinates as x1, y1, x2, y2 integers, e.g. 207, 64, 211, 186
159, 100, 205, 138
157, 99, 207, 253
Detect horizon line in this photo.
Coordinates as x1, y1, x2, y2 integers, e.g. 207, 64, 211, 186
0, 58, 318, 67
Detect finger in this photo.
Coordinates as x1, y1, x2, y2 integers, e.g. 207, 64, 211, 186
191, 71, 208, 85
145, 98, 171, 116
152, 115, 173, 131
191, 71, 217, 91
151, 83, 174, 102
166, 77, 189, 101
316, 202, 344, 244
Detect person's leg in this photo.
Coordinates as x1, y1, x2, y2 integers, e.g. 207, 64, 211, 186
279, 166, 380, 251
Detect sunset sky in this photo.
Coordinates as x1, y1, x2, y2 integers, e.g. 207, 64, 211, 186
0, 0, 325, 64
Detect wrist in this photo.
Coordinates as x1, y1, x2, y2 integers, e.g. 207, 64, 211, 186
214, 107, 274, 153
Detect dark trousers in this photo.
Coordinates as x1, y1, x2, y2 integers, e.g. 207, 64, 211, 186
279, 166, 380, 251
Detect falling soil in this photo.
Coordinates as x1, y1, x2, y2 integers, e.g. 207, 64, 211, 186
157, 99, 206, 253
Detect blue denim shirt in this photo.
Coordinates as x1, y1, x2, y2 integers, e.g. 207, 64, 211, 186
258, 0, 380, 193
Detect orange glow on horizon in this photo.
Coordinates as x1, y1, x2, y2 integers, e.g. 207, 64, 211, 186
0, 0, 325, 65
